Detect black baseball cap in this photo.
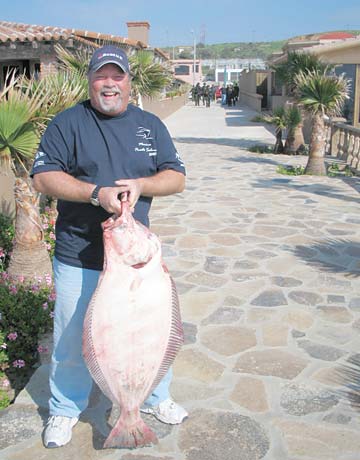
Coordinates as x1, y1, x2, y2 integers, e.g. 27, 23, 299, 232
88, 45, 130, 74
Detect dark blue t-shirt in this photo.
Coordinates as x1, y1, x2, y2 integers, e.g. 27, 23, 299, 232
31, 101, 185, 270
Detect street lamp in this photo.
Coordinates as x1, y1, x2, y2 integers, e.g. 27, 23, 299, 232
191, 29, 196, 86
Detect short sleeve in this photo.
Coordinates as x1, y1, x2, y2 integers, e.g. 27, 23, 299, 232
30, 118, 73, 178
154, 119, 186, 175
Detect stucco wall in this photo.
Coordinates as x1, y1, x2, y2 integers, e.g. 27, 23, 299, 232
142, 93, 187, 119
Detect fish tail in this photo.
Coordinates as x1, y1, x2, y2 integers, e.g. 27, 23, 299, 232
104, 411, 158, 449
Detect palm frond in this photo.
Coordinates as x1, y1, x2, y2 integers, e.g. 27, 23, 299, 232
295, 69, 349, 116
130, 51, 172, 99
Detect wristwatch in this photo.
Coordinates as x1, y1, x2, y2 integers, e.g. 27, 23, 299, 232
90, 185, 102, 206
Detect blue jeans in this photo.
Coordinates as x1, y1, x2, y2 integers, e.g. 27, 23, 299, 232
49, 257, 172, 418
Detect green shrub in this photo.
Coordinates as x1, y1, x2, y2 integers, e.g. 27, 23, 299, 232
0, 211, 56, 405
0, 214, 14, 272
0, 274, 55, 395
248, 144, 274, 154
277, 164, 305, 175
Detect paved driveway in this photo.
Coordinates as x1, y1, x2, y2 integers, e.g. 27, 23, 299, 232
2, 101, 360, 460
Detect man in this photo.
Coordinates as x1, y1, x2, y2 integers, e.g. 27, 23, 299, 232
31, 45, 187, 449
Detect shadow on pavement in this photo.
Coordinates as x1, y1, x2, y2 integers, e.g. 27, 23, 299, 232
173, 136, 274, 149
286, 238, 360, 277
252, 178, 360, 205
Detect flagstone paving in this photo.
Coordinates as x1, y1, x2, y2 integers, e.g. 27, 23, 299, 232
1, 101, 360, 460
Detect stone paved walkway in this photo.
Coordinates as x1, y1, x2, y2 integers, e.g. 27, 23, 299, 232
1, 101, 360, 460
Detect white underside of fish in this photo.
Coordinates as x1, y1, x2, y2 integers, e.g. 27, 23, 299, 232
83, 205, 183, 449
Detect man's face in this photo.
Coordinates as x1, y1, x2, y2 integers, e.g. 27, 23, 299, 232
88, 64, 131, 116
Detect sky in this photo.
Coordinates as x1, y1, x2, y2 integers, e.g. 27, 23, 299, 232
2, 0, 360, 47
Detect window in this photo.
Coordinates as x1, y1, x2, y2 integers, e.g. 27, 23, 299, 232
174, 65, 190, 76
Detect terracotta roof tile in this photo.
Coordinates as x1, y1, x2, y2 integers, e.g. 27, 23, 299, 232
0, 20, 144, 47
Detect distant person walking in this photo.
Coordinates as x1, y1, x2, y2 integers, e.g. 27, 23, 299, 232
226, 85, 234, 107
221, 85, 227, 105
194, 83, 201, 106
233, 82, 239, 105
203, 85, 211, 107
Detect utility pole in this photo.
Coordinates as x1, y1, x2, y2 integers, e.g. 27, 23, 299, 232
191, 29, 197, 86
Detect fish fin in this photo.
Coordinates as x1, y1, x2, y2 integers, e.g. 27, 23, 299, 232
83, 294, 117, 403
104, 412, 158, 449
147, 275, 184, 396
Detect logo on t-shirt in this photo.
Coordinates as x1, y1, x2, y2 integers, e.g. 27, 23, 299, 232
136, 126, 153, 140
135, 126, 157, 157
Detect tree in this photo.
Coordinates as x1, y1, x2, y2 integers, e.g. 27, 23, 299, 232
261, 105, 302, 154
0, 72, 52, 281
295, 69, 349, 175
1, 49, 88, 281
261, 107, 287, 153
272, 51, 330, 153
129, 51, 172, 108
283, 105, 302, 154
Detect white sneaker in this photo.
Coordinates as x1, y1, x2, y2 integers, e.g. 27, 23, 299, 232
141, 398, 188, 424
43, 415, 79, 448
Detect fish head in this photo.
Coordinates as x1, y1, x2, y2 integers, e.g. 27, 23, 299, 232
102, 203, 161, 267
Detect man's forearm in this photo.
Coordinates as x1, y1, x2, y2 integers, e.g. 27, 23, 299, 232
32, 171, 95, 202
137, 170, 185, 197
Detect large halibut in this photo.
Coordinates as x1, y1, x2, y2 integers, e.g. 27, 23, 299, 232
83, 201, 184, 448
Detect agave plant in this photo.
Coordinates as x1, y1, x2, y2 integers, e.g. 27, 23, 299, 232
295, 69, 349, 175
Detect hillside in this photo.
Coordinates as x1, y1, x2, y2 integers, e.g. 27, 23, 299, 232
164, 30, 360, 61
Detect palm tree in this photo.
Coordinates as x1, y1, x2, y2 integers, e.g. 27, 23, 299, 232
0, 72, 53, 281
283, 105, 302, 155
295, 69, 349, 175
129, 50, 173, 108
1, 56, 88, 281
261, 107, 287, 153
272, 51, 331, 153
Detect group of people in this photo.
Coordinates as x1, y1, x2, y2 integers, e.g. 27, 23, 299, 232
221, 82, 239, 107
191, 82, 214, 107
191, 81, 239, 108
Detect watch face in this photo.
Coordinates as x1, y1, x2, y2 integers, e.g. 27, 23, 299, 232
90, 197, 100, 206
90, 186, 101, 206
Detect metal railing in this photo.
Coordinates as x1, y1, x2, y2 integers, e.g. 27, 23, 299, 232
325, 119, 360, 174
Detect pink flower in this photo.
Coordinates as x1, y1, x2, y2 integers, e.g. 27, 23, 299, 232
31, 284, 40, 292
45, 206, 51, 213
7, 332, 18, 341
49, 311, 55, 319
12, 359, 25, 368
37, 345, 49, 353
9, 285, 17, 294
45, 243, 52, 251
42, 302, 48, 310
45, 274, 52, 286
1, 378, 10, 387
42, 223, 49, 230
48, 292, 56, 302
49, 232, 56, 240
0, 247, 5, 258
17, 275, 25, 283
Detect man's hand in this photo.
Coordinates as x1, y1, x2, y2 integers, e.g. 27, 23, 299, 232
100, 179, 143, 213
